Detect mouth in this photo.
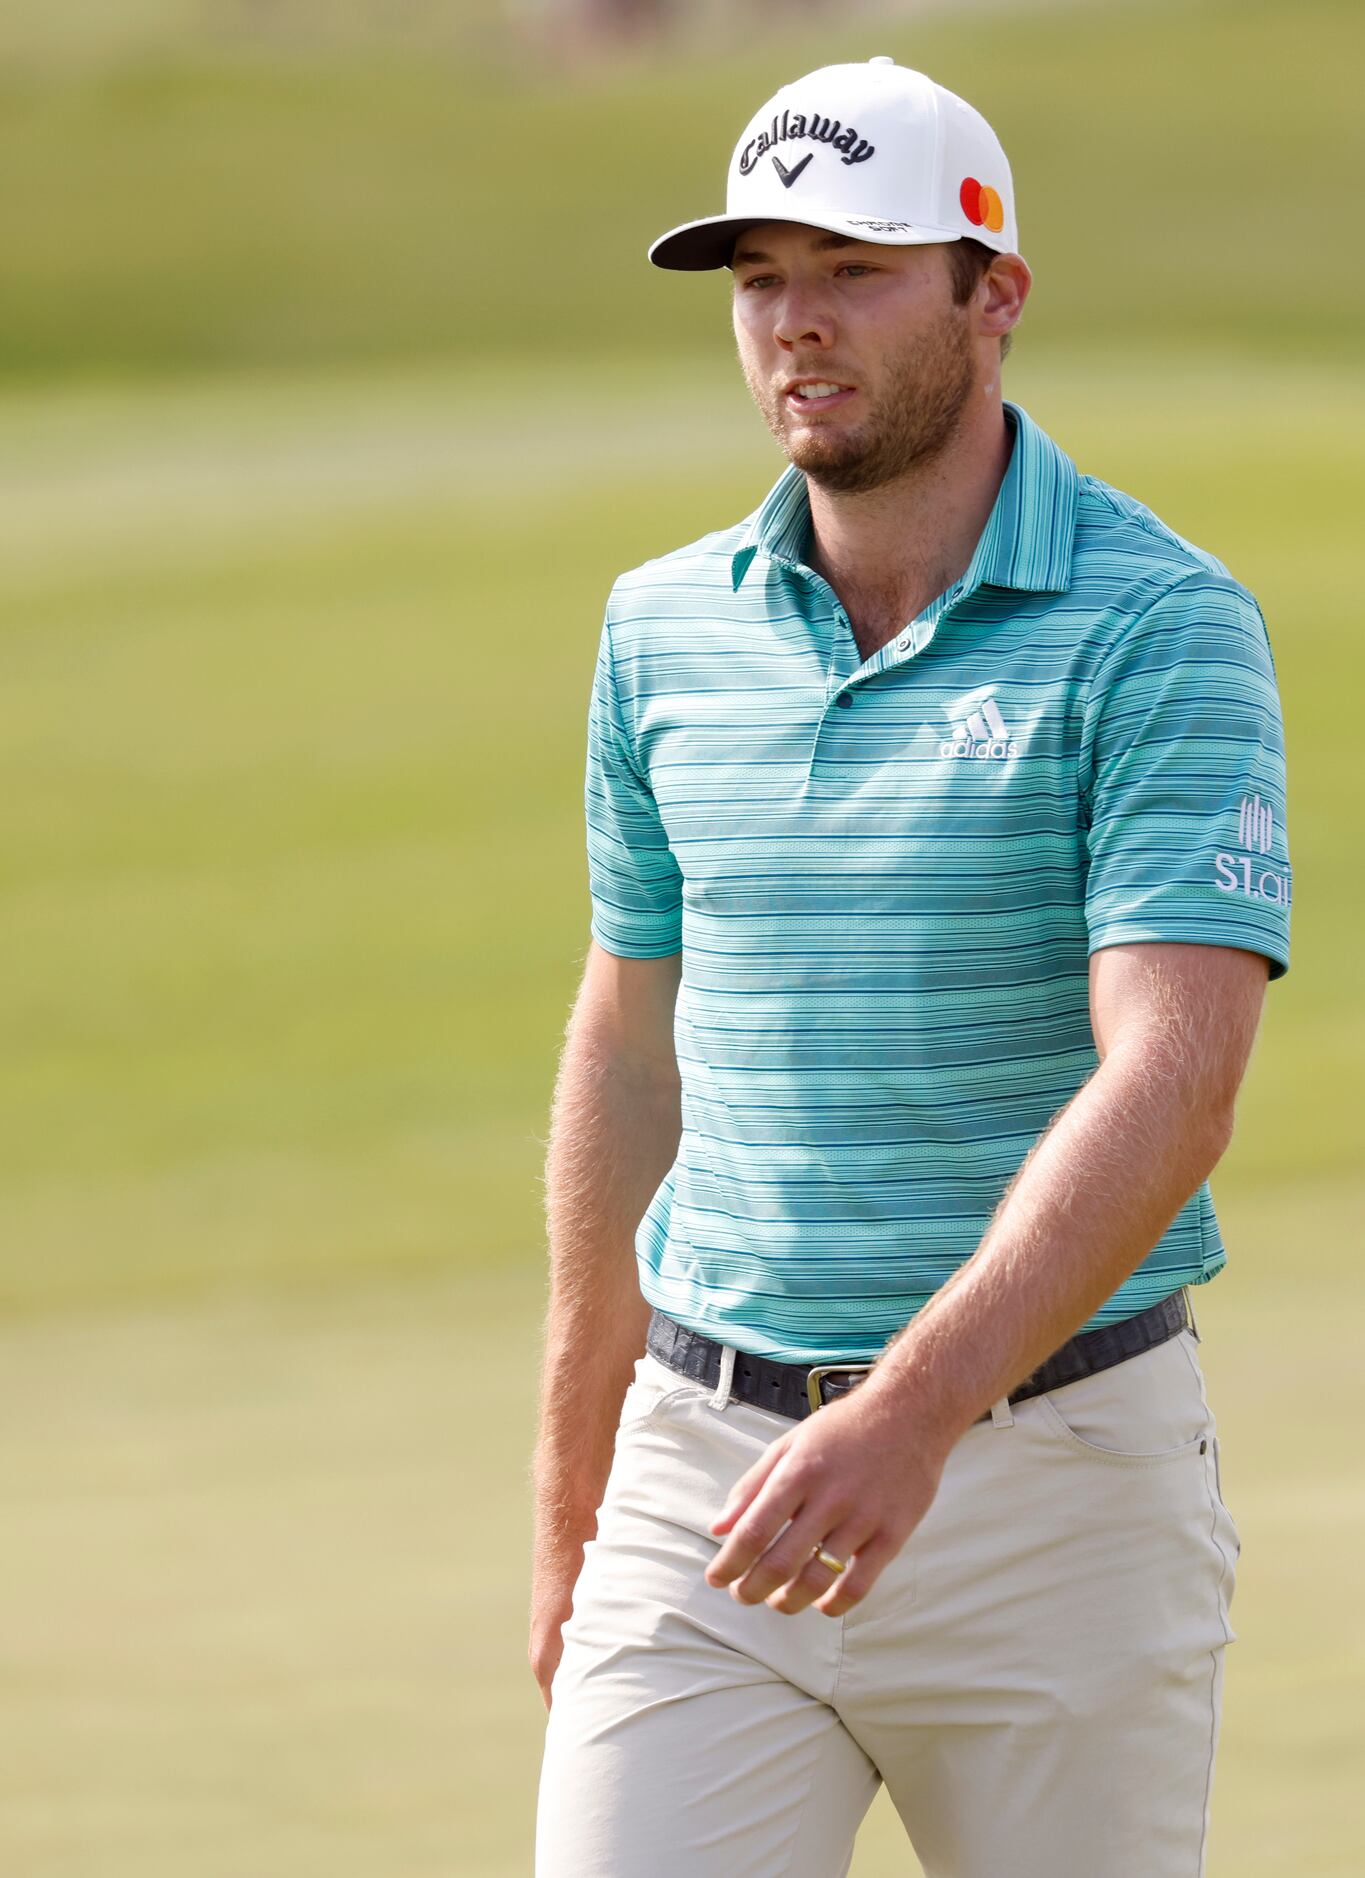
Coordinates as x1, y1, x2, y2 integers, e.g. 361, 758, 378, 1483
783, 378, 856, 416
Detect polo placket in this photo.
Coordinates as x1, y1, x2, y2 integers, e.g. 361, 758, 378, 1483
778, 555, 972, 779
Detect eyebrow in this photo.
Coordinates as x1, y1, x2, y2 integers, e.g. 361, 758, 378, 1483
730, 234, 859, 266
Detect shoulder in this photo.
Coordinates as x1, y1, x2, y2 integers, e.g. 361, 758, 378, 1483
598, 515, 758, 723
1076, 471, 1235, 584
608, 516, 755, 619
1072, 473, 1273, 672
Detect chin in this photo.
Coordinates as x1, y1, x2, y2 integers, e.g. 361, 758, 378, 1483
785, 437, 879, 492
783, 428, 868, 478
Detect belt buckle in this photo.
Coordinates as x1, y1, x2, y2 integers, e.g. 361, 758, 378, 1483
806, 1362, 876, 1415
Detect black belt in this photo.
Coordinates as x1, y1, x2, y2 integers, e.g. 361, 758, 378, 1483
646, 1289, 1196, 1423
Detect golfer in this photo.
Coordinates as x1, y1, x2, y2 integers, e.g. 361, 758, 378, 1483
531, 57, 1290, 1877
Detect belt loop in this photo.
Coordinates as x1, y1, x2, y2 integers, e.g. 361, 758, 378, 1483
1183, 1286, 1201, 1344
710, 1343, 737, 1410
990, 1396, 1014, 1428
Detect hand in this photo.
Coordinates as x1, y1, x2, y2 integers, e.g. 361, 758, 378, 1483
704, 1377, 947, 1618
529, 1609, 571, 1712
528, 1556, 583, 1711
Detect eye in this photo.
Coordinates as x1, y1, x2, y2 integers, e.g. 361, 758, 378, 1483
838, 263, 876, 278
740, 273, 780, 290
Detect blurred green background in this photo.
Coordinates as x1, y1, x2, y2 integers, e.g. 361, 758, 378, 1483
1, 0, 1361, 1872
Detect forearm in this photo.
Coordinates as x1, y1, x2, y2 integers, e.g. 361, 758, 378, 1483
532, 1021, 681, 1580
872, 1039, 1234, 1452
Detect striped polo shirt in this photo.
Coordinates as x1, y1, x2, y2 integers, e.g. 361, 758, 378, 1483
584, 400, 1291, 1363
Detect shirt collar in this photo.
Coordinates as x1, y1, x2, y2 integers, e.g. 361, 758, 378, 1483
730, 400, 1079, 598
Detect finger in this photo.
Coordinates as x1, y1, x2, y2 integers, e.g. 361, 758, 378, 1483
705, 1474, 807, 1588
728, 1501, 847, 1606
811, 1530, 896, 1618
765, 1514, 878, 1616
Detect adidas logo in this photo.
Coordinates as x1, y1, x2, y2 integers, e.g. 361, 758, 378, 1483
939, 689, 1021, 761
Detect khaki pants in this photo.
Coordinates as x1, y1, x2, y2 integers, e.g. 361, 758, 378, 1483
537, 1323, 1240, 1877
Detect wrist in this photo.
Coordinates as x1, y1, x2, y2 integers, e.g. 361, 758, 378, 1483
857, 1354, 967, 1462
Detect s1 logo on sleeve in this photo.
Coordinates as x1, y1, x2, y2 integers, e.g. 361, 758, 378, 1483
1214, 854, 1291, 904
1213, 792, 1290, 903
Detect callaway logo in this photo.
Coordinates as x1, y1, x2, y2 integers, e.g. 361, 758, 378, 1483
771, 152, 813, 189
1213, 793, 1290, 905
738, 108, 875, 175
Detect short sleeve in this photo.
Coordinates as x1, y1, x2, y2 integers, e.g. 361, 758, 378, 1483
584, 605, 683, 958
1079, 571, 1291, 979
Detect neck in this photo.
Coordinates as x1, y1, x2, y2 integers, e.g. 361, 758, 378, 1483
804, 383, 1013, 649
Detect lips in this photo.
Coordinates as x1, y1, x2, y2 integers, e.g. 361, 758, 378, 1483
784, 378, 856, 414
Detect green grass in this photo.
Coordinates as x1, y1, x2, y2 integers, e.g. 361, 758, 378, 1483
0, 358, 763, 1311
0, 1268, 545, 1878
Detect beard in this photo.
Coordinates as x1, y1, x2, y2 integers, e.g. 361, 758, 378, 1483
742, 306, 977, 495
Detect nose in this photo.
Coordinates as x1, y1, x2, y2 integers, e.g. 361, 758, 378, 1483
773, 279, 835, 352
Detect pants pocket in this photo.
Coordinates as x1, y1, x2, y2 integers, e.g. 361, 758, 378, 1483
1033, 1331, 1212, 1466
617, 1351, 697, 1429
1209, 1432, 1242, 1563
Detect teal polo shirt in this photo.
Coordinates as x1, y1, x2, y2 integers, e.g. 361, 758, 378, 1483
584, 400, 1291, 1363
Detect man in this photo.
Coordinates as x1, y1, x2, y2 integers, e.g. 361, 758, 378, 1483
531, 57, 1290, 1877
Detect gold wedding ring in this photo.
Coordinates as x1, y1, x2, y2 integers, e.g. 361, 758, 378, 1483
814, 1548, 847, 1575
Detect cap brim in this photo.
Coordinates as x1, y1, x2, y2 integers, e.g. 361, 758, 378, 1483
648, 210, 967, 272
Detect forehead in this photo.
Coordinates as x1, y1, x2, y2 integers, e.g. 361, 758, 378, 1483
729, 225, 865, 266
728, 225, 950, 279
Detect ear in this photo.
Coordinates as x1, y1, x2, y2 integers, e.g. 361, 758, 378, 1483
977, 253, 1031, 343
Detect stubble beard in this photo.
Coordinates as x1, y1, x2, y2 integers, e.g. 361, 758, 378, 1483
744, 307, 978, 496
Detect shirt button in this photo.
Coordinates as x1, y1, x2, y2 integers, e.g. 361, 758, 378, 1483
836, 692, 852, 708
897, 635, 912, 652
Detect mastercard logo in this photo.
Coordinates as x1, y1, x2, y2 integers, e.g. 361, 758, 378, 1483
960, 177, 1005, 234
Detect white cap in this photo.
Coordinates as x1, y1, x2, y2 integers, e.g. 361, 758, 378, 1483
649, 57, 1019, 271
